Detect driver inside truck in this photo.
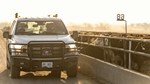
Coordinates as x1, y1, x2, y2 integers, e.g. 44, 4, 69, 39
43, 23, 56, 34
16, 23, 28, 35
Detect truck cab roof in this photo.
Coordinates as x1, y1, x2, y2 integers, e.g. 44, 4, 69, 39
14, 17, 62, 21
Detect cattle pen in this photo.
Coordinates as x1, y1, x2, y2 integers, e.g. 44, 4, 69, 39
74, 31, 150, 76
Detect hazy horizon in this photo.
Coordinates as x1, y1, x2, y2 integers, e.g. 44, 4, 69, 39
0, 0, 150, 24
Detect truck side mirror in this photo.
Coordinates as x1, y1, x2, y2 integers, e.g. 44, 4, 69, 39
3, 31, 11, 39
72, 31, 78, 41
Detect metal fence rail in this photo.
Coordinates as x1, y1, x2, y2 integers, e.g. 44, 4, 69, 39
76, 31, 150, 72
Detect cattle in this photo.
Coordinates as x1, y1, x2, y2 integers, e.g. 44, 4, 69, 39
79, 34, 123, 66
76, 31, 150, 75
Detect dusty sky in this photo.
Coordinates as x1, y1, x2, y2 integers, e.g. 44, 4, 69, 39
0, 0, 150, 24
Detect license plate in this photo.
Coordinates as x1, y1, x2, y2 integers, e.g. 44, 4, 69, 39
42, 62, 53, 68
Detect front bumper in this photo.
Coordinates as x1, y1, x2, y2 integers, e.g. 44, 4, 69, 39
11, 56, 78, 71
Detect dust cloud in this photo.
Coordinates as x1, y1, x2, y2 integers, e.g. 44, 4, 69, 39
67, 23, 150, 34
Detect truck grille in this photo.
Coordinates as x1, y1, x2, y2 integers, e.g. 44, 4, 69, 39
28, 41, 64, 58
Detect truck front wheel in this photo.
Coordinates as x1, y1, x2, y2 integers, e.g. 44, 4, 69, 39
10, 64, 20, 78
7, 57, 10, 69
66, 63, 78, 77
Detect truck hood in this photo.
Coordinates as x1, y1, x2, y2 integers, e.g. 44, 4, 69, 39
11, 35, 75, 44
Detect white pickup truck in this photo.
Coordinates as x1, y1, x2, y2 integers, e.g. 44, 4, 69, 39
3, 14, 79, 78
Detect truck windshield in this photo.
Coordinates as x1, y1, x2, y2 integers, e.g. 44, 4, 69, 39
15, 20, 68, 35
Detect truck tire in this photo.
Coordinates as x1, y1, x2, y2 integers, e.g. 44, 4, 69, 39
67, 63, 78, 77
6, 51, 10, 69
7, 57, 10, 69
10, 64, 20, 78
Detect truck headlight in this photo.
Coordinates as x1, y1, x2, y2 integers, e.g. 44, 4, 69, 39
65, 44, 78, 55
65, 44, 77, 52
9, 44, 28, 56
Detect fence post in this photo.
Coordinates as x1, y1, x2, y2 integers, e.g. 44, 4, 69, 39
128, 40, 132, 69
123, 39, 127, 68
